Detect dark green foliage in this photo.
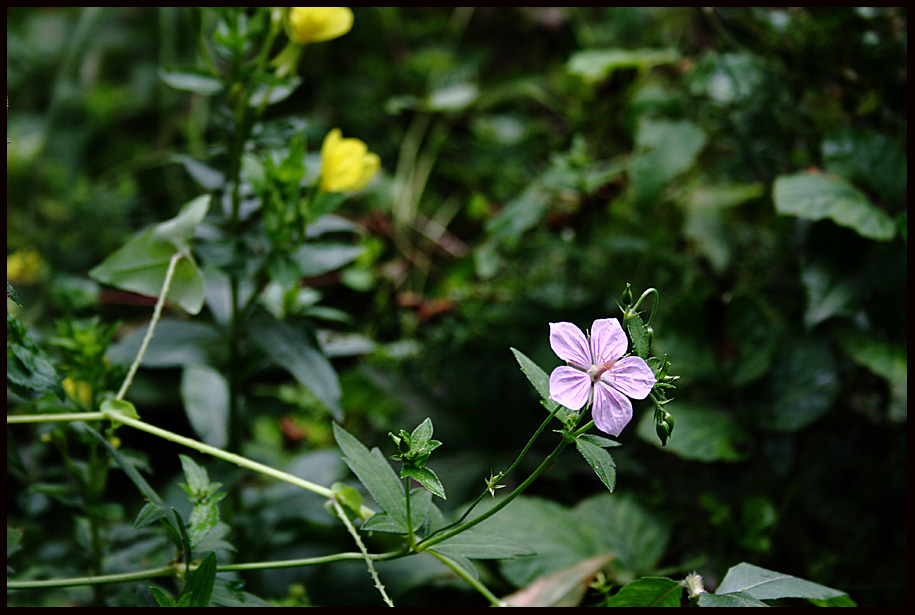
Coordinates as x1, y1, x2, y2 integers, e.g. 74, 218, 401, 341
7, 7, 905, 607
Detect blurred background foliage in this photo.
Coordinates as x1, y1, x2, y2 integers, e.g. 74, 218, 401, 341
7, 7, 906, 607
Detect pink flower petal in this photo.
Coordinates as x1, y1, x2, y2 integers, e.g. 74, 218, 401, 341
549, 322, 592, 367
604, 356, 656, 400
592, 381, 633, 436
549, 366, 591, 411
589, 318, 628, 366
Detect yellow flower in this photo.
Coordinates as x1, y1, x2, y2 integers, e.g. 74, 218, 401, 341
287, 7, 354, 44
7, 248, 44, 284
62, 377, 93, 405
320, 128, 380, 193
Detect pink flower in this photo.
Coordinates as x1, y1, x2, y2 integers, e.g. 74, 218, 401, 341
548, 318, 656, 436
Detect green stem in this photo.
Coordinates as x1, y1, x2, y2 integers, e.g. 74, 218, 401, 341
426, 549, 504, 607
424, 409, 557, 541
404, 477, 416, 547
115, 252, 183, 402
7, 549, 411, 591
332, 497, 395, 607
416, 436, 573, 552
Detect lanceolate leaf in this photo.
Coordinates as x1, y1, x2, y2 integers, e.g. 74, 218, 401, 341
575, 437, 617, 493
247, 309, 342, 420
333, 423, 406, 530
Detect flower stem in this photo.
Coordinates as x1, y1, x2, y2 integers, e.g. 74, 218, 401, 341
416, 436, 572, 551
115, 252, 183, 402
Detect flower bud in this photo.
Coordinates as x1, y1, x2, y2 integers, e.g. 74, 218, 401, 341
621, 283, 633, 308
656, 419, 670, 446
287, 7, 354, 44
320, 128, 380, 193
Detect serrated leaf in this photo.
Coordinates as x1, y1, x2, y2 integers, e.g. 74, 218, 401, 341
510, 347, 573, 422
401, 465, 446, 500
773, 172, 895, 241
574, 437, 617, 493
716, 563, 849, 602
605, 576, 684, 607
247, 309, 342, 420
333, 423, 406, 530
178, 551, 217, 607
576, 434, 621, 448
410, 417, 434, 447
179, 455, 210, 495
135, 502, 167, 529
625, 313, 650, 359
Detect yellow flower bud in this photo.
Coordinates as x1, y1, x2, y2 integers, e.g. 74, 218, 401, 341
319, 128, 380, 193
287, 7, 354, 44
62, 377, 93, 405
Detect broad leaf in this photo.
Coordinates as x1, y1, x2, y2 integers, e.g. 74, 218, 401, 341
699, 591, 768, 607
290, 243, 365, 278
716, 562, 851, 603
625, 313, 650, 359
773, 172, 895, 241
89, 196, 211, 314
630, 119, 706, 205
637, 402, 751, 462
568, 48, 678, 82
605, 577, 684, 607
432, 529, 533, 560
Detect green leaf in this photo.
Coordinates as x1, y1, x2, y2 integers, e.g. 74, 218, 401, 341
567, 48, 679, 82
181, 365, 229, 448
699, 591, 768, 607
8, 430, 27, 475
716, 563, 850, 603
107, 319, 221, 368
576, 434, 621, 448
6, 313, 65, 401
150, 586, 178, 607
625, 313, 650, 359
575, 437, 616, 492
333, 423, 406, 529
401, 465, 446, 500
82, 425, 182, 547
178, 454, 210, 495
178, 551, 217, 608
410, 417, 434, 447
606, 577, 684, 607
636, 402, 751, 462
510, 347, 573, 422
305, 192, 348, 224
159, 67, 224, 95
432, 529, 533, 560
630, 119, 706, 205
761, 340, 838, 432
835, 328, 906, 422
247, 309, 342, 420
290, 243, 365, 278
100, 398, 140, 420
89, 196, 211, 314
773, 172, 895, 241
574, 493, 671, 579
7, 281, 22, 307
135, 502, 167, 529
